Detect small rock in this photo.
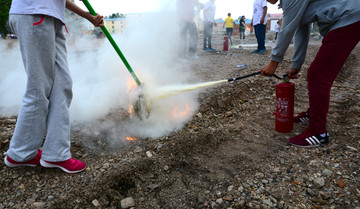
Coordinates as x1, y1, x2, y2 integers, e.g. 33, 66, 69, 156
198, 194, 205, 204
322, 169, 333, 177
134, 146, 143, 153
121, 197, 135, 209
314, 178, 325, 187
146, 151, 153, 158
227, 185, 234, 191
164, 165, 169, 171
223, 196, 232, 201
26, 199, 35, 205
306, 188, 316, 197
92, 199, 101, 207
216, 198, 223, 204
243, 183, 251, 188
337, 181, 346, 188
236, 200, 246, 208
262, 198, 272, 206
319, 191, 332, 200
255, 172, 264, 179
33, 202, 45, 208
346, 145, 358, 152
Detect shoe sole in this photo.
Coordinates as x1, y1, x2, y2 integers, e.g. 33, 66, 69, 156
4, 157, 38, 167
289, 142, 329, 148
40, 159, 86, 174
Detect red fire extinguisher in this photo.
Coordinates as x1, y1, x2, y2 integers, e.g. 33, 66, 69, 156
223, 36, 229, 51
274, 76, 295, 133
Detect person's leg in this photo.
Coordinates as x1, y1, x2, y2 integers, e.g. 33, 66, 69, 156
41, 18, 73, 162
226, 28, 230, 39
227, 28, 233, 45
188, 21, 198, 56
254, 24, 261, 51
178, 21, 188, 57
203, 21, 211, 50
203, 22, 208, 49
258, 24, 266, 50
6, 14, 56, 162
307, 21, 360, 134
208, 22, 214, 49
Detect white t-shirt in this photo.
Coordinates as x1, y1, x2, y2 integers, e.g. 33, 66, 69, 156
252, 0, 268, 26
274, 23, 280, 32
10, 0, 66, 23
203, 0, 216, 22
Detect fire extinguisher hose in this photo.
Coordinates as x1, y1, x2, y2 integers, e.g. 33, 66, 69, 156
227, 72, 288, 82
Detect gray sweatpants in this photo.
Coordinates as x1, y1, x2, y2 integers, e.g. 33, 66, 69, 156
7, 14, 72, 162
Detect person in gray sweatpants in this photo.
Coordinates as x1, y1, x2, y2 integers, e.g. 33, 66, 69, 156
8, 14, 73, 163
5, 0, 104, 174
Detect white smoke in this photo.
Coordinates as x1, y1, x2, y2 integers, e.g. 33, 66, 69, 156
0, 5, 203, 140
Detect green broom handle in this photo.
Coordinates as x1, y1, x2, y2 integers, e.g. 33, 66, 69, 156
82, 0, 142, 86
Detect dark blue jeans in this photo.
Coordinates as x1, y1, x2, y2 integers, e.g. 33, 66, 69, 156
254, 24, 266, 51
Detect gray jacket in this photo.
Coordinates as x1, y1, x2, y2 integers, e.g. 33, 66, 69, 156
272, 0, 360, 70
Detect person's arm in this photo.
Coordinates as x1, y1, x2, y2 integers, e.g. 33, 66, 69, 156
65, 0, 104, 27
260, 6, 267, 24
241, 21, 246, 27
291, 23, 310, 70
261, 0, 311, 77
271, 0, 310, 64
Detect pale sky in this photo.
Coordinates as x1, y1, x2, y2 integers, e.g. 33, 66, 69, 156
74, 0, 282, 20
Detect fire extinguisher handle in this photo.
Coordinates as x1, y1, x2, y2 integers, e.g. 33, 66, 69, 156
273, 74, 283, 80
273, 73, 289, 80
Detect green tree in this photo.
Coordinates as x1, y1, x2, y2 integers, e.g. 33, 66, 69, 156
0, 0, 12, 38
109, 13, 125, 18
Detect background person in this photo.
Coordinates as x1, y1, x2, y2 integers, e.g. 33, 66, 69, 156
260, 0, 360, 148
203, 0, 217, 51
176, 0, 204, 59
223, 13, 237, 45
274, 20, 280, 40
239, 15, 246, 40
251, 0, 268, 54
4, 0, 104, 174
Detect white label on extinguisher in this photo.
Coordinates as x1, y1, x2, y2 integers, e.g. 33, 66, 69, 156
276, 98, 289, 116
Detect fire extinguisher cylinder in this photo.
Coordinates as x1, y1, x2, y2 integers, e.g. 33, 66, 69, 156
223, 36, 229, 51
274, 80, 295, 133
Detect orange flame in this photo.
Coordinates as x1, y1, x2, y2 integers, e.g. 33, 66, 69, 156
127, 78, 138, 115
172, 104, 190, 118
125, 136, 137, 141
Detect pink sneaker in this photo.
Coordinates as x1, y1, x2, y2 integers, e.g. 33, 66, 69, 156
40, 158, 86, 174
4, 149, 42, 167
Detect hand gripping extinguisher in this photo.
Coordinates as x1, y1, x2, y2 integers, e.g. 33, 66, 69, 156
274, 74, 295, 133
223, 36, 229, 51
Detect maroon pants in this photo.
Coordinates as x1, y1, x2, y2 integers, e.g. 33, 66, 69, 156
307, 21, 360, 134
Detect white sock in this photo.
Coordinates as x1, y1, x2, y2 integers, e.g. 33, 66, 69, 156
320, 133, 326, 137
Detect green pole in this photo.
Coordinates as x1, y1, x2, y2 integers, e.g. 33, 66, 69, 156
82, 0, 142, 86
